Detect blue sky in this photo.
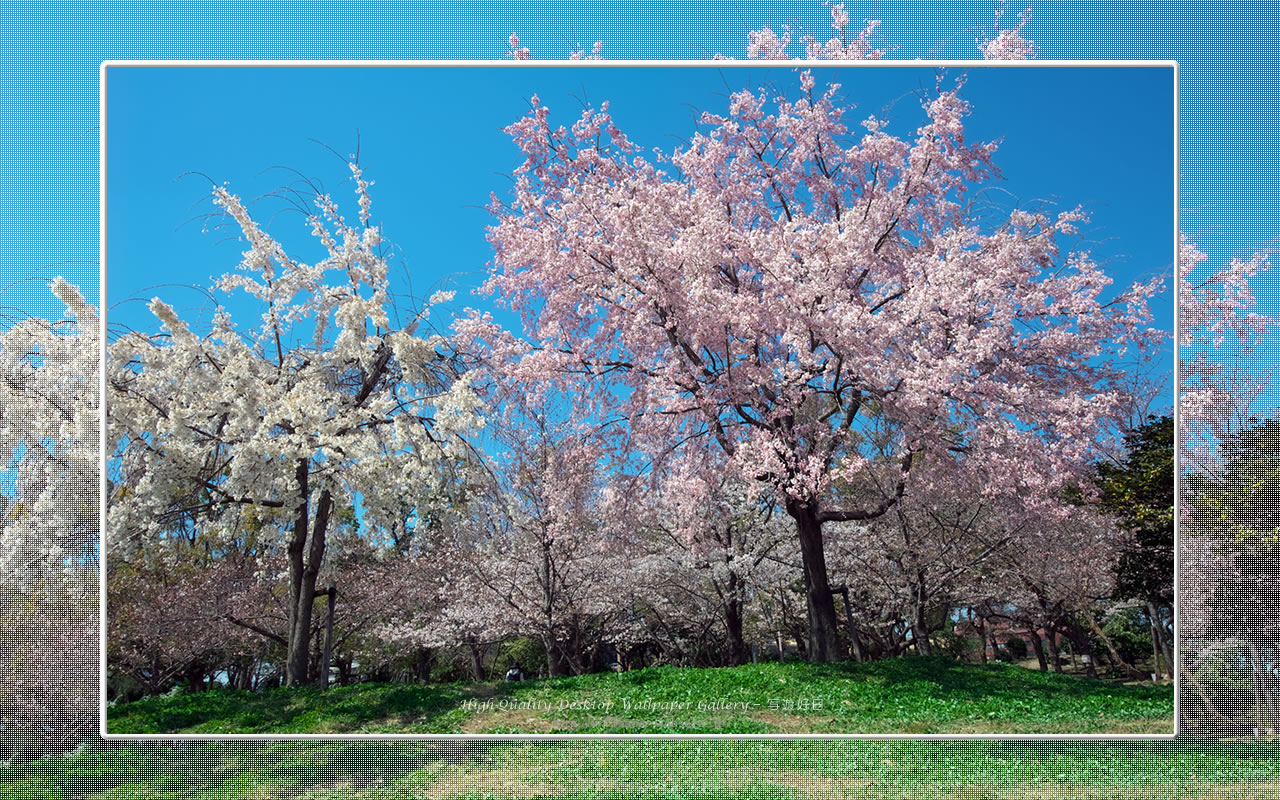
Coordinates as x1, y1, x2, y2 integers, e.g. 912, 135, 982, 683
105, 63, 1175, 408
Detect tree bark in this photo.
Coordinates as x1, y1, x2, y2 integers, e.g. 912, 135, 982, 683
1248, 641, 1274, 734
1065, 620, 1098, 678
911, 597, 933, 657
786, 499, 842, 663
467, 641, 486, 682
836, 586, 865, 662
285, 460, 334, 686
1047, 627, 1063, 673
1148, 601, 1174, 681
971, 609, 987, 665
413, 648, 434, 683
320, 584, 336, 690
723, 583, 749, 667
1028, 630, 1048, 672
543, 634, 569, 677
1181, 663, 1252, 734
182, 661, 206, 692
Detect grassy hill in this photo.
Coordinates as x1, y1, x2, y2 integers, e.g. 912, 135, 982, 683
106, 656, 1173, 735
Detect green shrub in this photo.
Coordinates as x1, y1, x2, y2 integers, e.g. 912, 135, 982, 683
932, 629, 977, 661
497, 637, 547, 676
1004, 635, 1028, 660
1103, 607, 1154, 665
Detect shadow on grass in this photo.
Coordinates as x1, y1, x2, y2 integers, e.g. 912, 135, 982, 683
5, 737, 1280, 798
5, 740, 493, 799
832, 655, 1170, 702
106, 681, 503, 735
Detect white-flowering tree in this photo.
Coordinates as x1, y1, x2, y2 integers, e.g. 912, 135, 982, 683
108, 164, 483, 686
0, 278, 98, 591
0, 278, 99, 759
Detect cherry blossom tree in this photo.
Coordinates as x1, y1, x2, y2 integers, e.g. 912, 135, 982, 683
475, 73, 1161, 662
504, 33, 603, 61
825, 452, 1019, 658
743, 3, 1031, 61
506, 3, 1035, 62
0, 278, 98, 760
622, 455, 794, 665
977, 5, 1036, 61
1178, 236, 1278, 731
108, 163, 483, 686
1179, 235, 1273, 464
0, 278, 98, 592
977, 506, 1127, 675
454, 411, 634, 676
746, 4, 887, 61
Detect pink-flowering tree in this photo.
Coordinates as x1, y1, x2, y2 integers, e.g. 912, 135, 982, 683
505, 33, 603, 61
1179, 235, 1273, 465
108, 163, 483, 686
823, 448, 1020, 658
107, 556, 265, 694
378, 555, 506, 681
1178, 236, 1276, 730
742, 3, 1030, 61
449, 409, 635, 677
107, 529, 442, 693
977, 5, 1036, 60
977, 506, 1127, 675
474, 73, 1161, 662
620, 454, 794, 665
507, 3, 1034, 62
746, 3, 887, 60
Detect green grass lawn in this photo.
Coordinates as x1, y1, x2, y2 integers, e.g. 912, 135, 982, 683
105, 657, 1173, 735
4, 738, 1278, 800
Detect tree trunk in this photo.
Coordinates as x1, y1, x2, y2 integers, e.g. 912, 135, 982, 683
539, 536, 570, 677
1181, 663, 1252, 735
1066, 620, 1098, 679
543, 634, 569, 677
911, 598, 933, 657
182, 661, 206, 692
1047, 628, 1063, 673
1028, 630, 1048, 672
972, 610, 987, 665
467, 641, 486, 682
285, 459, 334, 687
1148, 601, 1174, 681
413, 648, 434, 683
320, 584, 336, 690
1248, 641, 1272, 734
724, 587, 749, 667
786, 499, 842, 663
836, 586, 865, 662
